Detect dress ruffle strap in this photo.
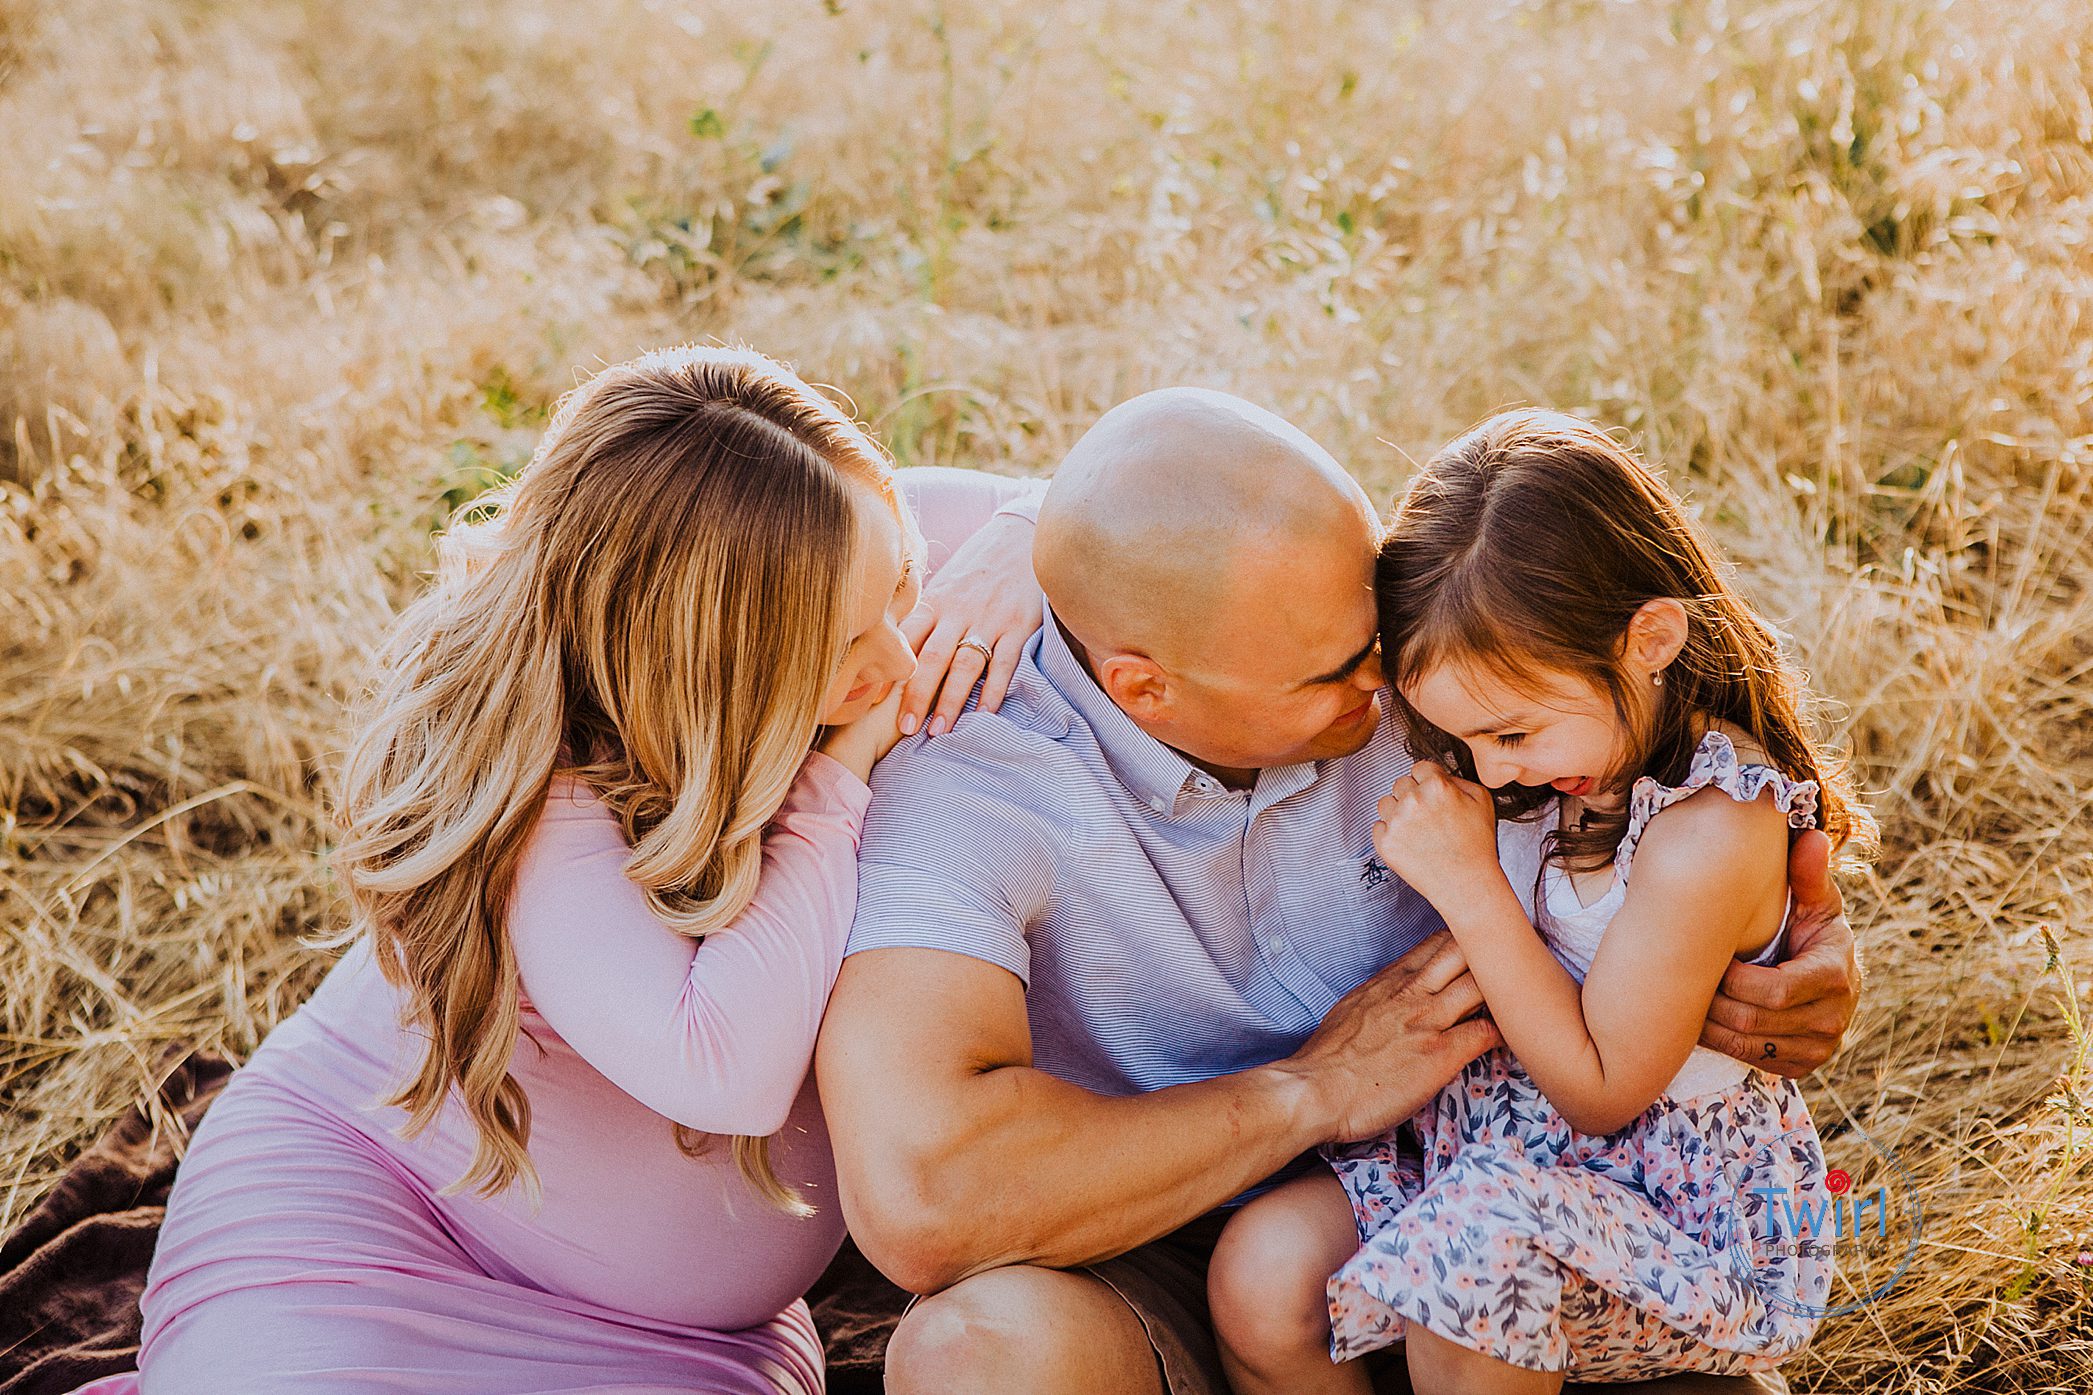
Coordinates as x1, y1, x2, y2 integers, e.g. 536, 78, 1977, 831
1615, 731, 1819, 881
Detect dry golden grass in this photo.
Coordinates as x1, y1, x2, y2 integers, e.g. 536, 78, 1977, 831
2, 0, 2089, 1387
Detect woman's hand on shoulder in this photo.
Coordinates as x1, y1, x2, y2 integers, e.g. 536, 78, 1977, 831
818, 683, 908, 784
897, 512, 1041, 739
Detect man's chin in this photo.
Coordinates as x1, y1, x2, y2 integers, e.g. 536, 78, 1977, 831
1312, 702, 1381, 759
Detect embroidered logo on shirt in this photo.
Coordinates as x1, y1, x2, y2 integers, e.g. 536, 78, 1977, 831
1360, 856, 1391, 889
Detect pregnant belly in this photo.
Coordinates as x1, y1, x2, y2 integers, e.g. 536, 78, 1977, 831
253, 944, 847, 1333
431, 1061, 848, 1331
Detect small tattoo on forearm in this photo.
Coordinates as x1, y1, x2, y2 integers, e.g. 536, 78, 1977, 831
1763, 1042, 1778, 1060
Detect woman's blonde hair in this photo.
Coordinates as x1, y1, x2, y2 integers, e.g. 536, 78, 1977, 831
331, 344, 894, 1214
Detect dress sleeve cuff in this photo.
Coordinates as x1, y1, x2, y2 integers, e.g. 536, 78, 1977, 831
794, 748, 874, 817
989, 476, 1048, 525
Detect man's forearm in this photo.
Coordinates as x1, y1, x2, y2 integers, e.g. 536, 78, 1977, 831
836, 1056, 1327, 1291
823, 936, 1489, 1292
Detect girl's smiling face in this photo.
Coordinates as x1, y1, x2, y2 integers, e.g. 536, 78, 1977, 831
1394, 598, 1689, 809
1401, 659, 1638, 808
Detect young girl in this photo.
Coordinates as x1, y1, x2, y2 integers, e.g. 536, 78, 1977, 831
1207, 409, 1873, 1394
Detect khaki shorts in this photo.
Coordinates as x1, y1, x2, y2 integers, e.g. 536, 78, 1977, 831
1081, 1209, 1235, 1395
819, 1216, 1797, 1395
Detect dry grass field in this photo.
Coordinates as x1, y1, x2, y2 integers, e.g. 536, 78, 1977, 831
3, 0, 2090, 1388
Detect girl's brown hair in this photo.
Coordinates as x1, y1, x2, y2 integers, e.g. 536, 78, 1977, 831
1376, 409, 1874, 871
328, 345, 894, 1214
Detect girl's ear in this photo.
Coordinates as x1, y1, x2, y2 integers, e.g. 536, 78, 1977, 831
1623, 598, 1689, 679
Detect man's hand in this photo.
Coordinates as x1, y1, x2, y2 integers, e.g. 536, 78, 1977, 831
898, 513, 1041, 738
1699, 829, 1862, 1079
1274, 930, 1503, 1143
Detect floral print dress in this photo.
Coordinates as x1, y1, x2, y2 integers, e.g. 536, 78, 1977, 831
1323, 731, 1834, 1378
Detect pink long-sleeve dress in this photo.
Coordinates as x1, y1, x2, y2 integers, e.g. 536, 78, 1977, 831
72, 467, 1042, 1395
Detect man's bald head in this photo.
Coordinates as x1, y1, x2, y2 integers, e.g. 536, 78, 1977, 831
1034, 387, 1376, 672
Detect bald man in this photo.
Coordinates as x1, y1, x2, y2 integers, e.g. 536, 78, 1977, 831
815, 390, 1859, 1395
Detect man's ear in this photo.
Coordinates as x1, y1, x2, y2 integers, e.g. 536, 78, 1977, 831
1096, 652, 1171, 721
1623, 598, 1690, 678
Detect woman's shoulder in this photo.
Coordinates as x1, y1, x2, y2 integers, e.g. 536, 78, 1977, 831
518, 773, 631, 874
547, 735, 615, 795
537, 771, 614, 823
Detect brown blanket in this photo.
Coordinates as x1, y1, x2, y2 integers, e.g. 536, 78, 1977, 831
0, 1051, 229, 1395
0, 1052, 901, 1395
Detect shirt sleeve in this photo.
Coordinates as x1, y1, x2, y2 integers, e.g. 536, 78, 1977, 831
843, 720, 1061, 983
896, 466, 1048, 575
507, 751, 871, 1136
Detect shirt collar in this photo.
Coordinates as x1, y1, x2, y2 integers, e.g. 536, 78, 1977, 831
1035, 601, 1324, 816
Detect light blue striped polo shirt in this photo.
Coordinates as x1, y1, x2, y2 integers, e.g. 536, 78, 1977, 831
845, 599, 1446, 1099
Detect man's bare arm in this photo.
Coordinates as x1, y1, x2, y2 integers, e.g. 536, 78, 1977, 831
816, 935, 1499, 1294
1700, 828, 1863, 1078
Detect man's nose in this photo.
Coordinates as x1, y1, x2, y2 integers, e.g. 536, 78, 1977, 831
1356, 647, 1387, 691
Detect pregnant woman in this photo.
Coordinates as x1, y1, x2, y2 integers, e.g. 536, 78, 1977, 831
72, 346, 1045, 1394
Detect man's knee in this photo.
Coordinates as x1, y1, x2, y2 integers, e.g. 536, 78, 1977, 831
885, 1264, 1163, 1395
886, 1267, 1046, 1388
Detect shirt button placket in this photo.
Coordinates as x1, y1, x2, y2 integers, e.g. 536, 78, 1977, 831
1243, 811, 1274, 960
1245, 812, 1324, 1012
